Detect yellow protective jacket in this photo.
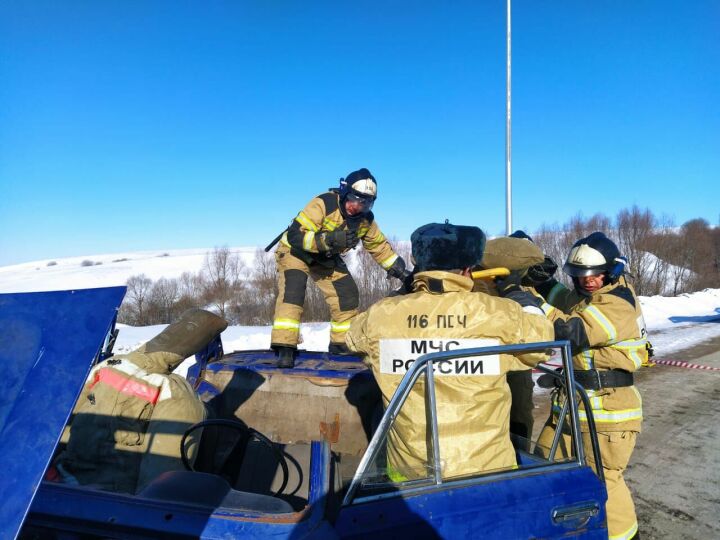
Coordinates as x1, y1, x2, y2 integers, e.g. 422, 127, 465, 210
279, 191, 399, 270
539, 277, 647, 432
346, 271, 554, 481
56, 350, 206, 493
55, 308, 226, 493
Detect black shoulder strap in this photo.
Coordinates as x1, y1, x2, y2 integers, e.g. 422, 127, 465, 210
607, 286, 636, 308
318, 192, 339, 214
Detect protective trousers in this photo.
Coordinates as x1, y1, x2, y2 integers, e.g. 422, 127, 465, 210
507, 369, 534, 449
271, 249, 359, 349
537, 423, 639, 540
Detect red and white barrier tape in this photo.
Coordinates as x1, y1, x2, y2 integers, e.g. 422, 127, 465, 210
651, 359, 720, 371
532, 360, 720, 373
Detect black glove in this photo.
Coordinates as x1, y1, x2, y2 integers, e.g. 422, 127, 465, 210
388, 270, 415, 296
319, 229, 358, 254
494, 270, 524, 297
525, 256, 558, 285
386, 256, 408, 280
537, 368, 563, 389
495, 270, 543, 310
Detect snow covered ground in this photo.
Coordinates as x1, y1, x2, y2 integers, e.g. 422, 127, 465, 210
0, 247, 260, 293
2, 248, 719, 377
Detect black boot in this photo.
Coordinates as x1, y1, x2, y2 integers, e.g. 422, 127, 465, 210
276, 346, 296, 369
328, 343, 351, 355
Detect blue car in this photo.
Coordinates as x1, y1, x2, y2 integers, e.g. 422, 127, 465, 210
2, 287, 608, 539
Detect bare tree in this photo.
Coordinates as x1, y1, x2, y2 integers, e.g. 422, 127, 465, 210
201, 246, 245, 320
149, 277, 180, 323
232, 248, 278, 325
353, 238, 410, 311
120, 274, 153, 324
178, 271, 203, 300
641, 214, 682, 295
354, 249, 395, 310
654, 230, 693, 295
567, 212, 612, 242
615, 206, 656, 295
172, 271, 205, 318
681, 219, 719, 289
116, 208, 718, 329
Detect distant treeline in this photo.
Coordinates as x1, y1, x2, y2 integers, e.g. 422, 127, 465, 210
533, 207, 719, 296
118, 206, 719, 326
118, 242, 412, 326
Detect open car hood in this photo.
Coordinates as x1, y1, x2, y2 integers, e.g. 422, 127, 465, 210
0, 287, 126, 539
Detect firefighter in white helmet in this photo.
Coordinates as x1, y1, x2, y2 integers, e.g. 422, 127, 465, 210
346, 222, 554, 480
534, 232, 648, 540
269, 168, 408, 368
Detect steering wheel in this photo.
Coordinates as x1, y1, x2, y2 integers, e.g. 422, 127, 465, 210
180, 419, 289, 497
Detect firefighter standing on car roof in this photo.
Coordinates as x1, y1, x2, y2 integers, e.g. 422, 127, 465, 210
534, 232, 647, 540
269, 168, 409, 368
346, 222, 554, 480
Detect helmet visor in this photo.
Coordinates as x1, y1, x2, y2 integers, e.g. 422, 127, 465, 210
345, 192, 375, 214
563, 262, 606, 278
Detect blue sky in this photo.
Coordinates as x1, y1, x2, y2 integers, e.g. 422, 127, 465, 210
1, 1, 718, 266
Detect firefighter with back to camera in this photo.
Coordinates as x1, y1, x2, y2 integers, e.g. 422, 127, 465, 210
269, 168, 409, 368
345, 222, 554, 481
533, 232, 648, 540
467, 229, 555, 449
503, 229, 560, 448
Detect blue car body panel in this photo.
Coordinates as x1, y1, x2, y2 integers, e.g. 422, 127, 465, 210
187, 349, 371, 388
29, 440, 334, 539
0, 287, 125, 540
3, 288, 607, 539
336, 466, 607, 539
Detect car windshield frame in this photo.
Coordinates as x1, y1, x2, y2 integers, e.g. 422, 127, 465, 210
342, 340, 594, 506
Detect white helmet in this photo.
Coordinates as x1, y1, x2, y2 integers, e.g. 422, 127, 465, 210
339, 168, 377, 215
563, 232, 623, 278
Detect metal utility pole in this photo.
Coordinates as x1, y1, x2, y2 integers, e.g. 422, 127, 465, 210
505, 0, 513, 235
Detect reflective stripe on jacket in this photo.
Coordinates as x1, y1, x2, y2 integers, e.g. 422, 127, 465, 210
537, 279, 584, 314
56, 352, 206, 493
544, 278, 646, 432
279, 191, 398, 269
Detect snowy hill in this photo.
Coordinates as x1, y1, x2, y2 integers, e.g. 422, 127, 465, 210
0, 247, 260, 293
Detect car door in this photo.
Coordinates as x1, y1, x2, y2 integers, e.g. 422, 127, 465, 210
335, 341, 608, 539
